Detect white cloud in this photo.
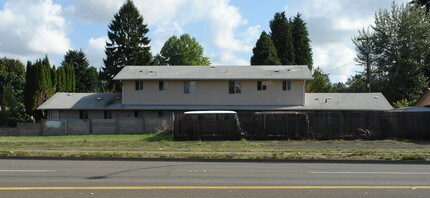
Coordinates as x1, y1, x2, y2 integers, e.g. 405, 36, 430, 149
0, 0, 71, 59
313, 44, 358, 83
212, 52, 249, 66
285, 0, 409, 82
85, 36, 108, 69
66, 0, 258, 66
64, 0, 124, 23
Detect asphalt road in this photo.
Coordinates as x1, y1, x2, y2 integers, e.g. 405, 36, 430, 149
1, 159, 430, 197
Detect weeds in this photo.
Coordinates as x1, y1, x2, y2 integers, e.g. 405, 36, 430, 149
0, 135, 429, 161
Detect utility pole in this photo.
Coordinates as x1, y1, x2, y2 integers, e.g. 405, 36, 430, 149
358, 37, 371, 93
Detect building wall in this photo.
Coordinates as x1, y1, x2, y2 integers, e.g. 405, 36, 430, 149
122, 80, 305, 106
416, 93, 430, 107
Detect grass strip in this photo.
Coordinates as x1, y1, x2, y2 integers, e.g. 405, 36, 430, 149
0, 134, 429, 161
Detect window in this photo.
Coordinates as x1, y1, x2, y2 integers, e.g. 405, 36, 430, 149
104, 110, 112, 119
50, 111, 59, 120
135, 81, 143, 90
229, 81, 241, 94
134, 110, 139, 118
184, 81, 196, 94
283, 81, 291, 91
257, 81, 267, 91
79, 111, 88, 120
159, 81, 168, 91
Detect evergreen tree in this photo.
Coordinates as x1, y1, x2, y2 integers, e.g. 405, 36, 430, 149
306, 67, 334, 93
61, 63, 76, 92
157, 34, 210, 65
42, 55, 52, 89
24, 61, 36, 116
292, 13, 313, 70
270, 12, 295, 65
51, 66, 57, 91
23, 56, 59, 120
56, 67, 66, 92
101, 0, 152, 91
24, 59, 53, 121
62, 50, 99, 92
251, 31, 281, 65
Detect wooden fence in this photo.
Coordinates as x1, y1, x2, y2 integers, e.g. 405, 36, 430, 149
173, 113, 242, 140
174, 111, 430, 140
305, 112, 430, 140
245, 112, 309, 140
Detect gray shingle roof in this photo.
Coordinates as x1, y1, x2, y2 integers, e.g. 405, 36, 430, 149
304, 93, 392, 111
113, 65, 313, 80
38, 92, 392, 111
37, 93, 122, 110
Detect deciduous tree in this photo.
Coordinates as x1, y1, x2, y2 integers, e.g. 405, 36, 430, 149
353, 3, 430, 104
157, 34, 210, 65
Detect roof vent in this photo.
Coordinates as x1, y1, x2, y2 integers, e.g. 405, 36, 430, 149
149, 71, 154, 73
374, 96, 380, 99
139, 70, 143, 72
211, 66, 216, 68
67, 93, 72, 96
274, 70, 280, 73
325, 97, 332, 104
97, 97, 102, 100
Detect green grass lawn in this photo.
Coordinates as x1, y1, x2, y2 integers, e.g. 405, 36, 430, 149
0, 134, 429, 160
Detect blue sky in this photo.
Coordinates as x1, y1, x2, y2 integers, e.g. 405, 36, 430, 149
0, 0, 408, 83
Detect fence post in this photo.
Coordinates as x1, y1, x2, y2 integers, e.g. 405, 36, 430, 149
64, 119, 68, 135
40, 120, 43, 136
116, 116, 119, 134
89, 119, 92, 135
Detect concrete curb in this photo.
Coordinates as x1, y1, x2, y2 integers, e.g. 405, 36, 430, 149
1, 156, 430, 165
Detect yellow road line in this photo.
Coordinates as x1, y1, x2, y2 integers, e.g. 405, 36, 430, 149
1, 186, 430, 191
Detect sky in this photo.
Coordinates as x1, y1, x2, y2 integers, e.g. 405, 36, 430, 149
0, 0, 409, 83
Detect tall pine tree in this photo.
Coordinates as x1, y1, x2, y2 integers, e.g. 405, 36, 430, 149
24, 61, 36, 116
62, 50, 98, 92
101, 0, 152, 91
251, 31, 281, 65
270, 12, 295, 65
24, 57, 55, 121
292, 13, 313, 70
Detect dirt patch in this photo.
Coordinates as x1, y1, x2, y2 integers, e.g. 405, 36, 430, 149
272, 140, 430, 149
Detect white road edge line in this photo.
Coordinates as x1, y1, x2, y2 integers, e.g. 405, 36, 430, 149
310, 172, 430, 175
0, 170, 56, 172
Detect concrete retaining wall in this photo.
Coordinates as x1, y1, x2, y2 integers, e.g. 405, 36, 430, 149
91, 119, 117, 135
67, 119, 90, 135
118, 118, 144, 134
18, 123, 41, 136
0, 117, 170, 136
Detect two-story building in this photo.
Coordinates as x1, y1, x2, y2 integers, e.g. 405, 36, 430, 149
38, 65, 392, 120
